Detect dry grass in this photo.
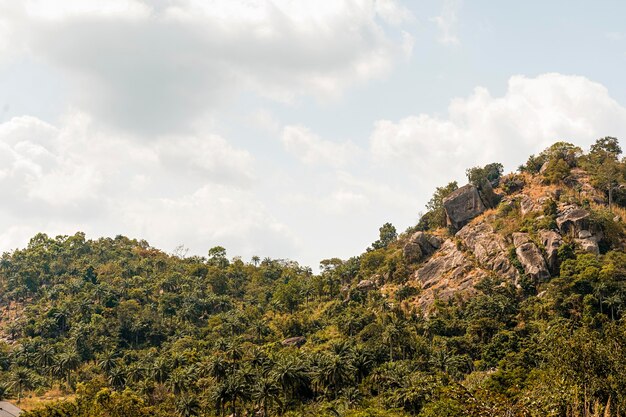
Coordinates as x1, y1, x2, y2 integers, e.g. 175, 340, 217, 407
8, 387, 75, 411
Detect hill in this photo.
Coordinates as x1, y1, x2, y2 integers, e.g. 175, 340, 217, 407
2, 138, 626, 417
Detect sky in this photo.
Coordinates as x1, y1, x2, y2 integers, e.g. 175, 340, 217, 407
0, 0, 625, 268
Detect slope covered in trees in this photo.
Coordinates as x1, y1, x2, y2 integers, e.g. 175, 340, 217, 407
2, 138, 626, 416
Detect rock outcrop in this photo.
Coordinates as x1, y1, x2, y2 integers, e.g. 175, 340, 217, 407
512, 233, 550, 281
356, 279, 377, 291
556, 206, 592, 236
556, 205, 602, 254
282, 336, 306, 347
413, 240, 485, 308
520, 195, 536, 216
457, 222, 520, 283
403, 232, 443, 263
539, 229, 562, 274
443, 184, 486, 231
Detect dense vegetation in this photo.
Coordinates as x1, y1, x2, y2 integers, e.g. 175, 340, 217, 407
2, 138, 626, 416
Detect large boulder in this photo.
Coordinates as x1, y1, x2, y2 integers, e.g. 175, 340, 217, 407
403, 232, 443, 263
577, 237, 599, 255
443, 184, 486, 231
556, 206, 592, 236
519, 195, 536, 216
556, 205, 603, 254
356, 279, 377, 291
282, 336, 306, 347
539, 229, 562, 274
457, 222, 520, 283
512, 233, 550, 282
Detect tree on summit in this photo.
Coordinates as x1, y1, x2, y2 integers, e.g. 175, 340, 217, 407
370, 223, 397, 250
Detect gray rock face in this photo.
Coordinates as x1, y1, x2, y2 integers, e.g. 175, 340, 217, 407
556, 206, 591, 236
556, 205, 603, 254
512, 233, 551, 281
539, 229, 562, 274
415, 240, 472, 290
443, 184, 486, 231
577, 237, 599, 255
356, 279, 377, 291
413, 240, 485, 309
520, 195, 536, 216
403, 232, 443, 263
457, 222, 520, 283
282, 336, 306, 347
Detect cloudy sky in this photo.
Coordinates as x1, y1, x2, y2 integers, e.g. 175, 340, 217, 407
1, 0, 625, 267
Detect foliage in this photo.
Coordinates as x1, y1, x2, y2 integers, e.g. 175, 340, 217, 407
8, 138, 626, 417
417, 181, 458, 231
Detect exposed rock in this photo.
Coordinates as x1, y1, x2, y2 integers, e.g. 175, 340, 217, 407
539, 229, 562, 274
556, 206, 591, 236
414, 240, 472, 290
356, 280, 376, 291
282, 336, 306, 347
477, 180, 500, 209
457, 222, 520, 283
443, 184, 486, 231
519, 195, 536, 216
512, 233, 550, 281
413, 240, 485, 309
403, 232, 443, 263
578, 230, 592, 239
577, 237, 599, 255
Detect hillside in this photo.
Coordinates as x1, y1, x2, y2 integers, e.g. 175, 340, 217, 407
2, 138, 626, 417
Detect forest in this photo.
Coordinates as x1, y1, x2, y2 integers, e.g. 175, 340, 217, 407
1, 138, 626, 417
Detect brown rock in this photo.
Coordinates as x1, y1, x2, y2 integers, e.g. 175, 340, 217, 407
512, 233, 550, 281
282, 336, 306, 347
443, 184, 486, 231
412, 240, 486, 309
457, 222, 520, 283
577, 237, 599, 255
356, 279, 377, 291
556, 206, 591, 236
403, 232, 443, 263
539, 229, 562, 274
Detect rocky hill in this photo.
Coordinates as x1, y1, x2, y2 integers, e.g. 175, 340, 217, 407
404, 167, 618, 310
3, 138, 626, 417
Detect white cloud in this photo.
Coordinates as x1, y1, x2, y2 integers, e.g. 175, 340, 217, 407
156, 135, 255, 186
370, 73, 626, 186
1, 0, 413, 134
281, 125, 360, 168
117, 184, 298, 258
0, 112, 299, 260
430, 0, 460, 46
374, 0, 414, 26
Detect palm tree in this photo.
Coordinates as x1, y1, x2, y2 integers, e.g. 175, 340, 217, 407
150, 356, 170, 383
8, 367, 34, 403
251, 256, 260, 267
176, 394, 201, 417
107, 367, 127, 390
606, 294, 622, 320
270, 354, 309, 409
252, 377, 281, 417
34, 345, 56, 386
167, 368, 191, 395
311, 353, 355, 398
594, 282, 608, 314
97, 351, 119, 377
55, 349, 81, 388
224, 372, 249, 417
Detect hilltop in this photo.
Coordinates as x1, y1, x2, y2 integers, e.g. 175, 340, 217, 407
2, 138, 626, 417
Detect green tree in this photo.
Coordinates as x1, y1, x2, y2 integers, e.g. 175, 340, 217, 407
371, 223, 398, 250
417, 181, 458, 231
